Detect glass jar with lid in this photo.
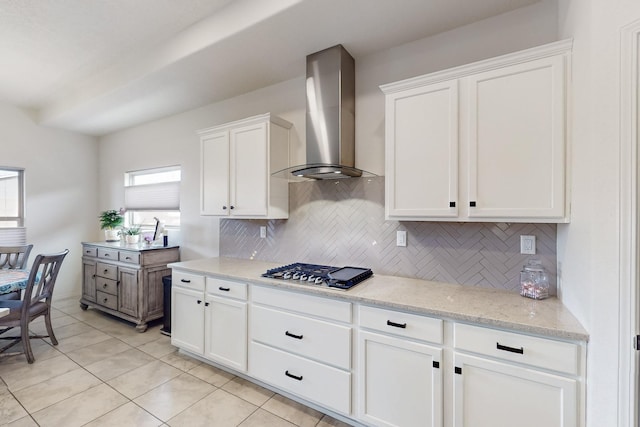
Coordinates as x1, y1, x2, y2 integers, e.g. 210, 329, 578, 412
520, 259, 549, 300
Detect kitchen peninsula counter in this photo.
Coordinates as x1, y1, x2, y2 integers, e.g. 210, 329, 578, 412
168, 257, 588, 342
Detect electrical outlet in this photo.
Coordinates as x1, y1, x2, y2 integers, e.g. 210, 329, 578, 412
396, 230, 407, 247
520, 235, 536, 254
260, 226, 267, 238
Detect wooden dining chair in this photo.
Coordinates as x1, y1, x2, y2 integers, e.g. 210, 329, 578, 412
0, 249, 68, 363
0, 245, 34, 301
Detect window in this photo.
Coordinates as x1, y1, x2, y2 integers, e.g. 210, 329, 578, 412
124, 166, 180, 229
0, 167, 24, 228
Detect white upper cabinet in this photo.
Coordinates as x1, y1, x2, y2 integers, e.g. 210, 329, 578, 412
385, 80, 459, 218
381, 39, 571, 223
198, 113, 291, 218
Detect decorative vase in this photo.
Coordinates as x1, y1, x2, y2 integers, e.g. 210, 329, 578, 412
104, 229, 120, 242
125, 234, 140, 244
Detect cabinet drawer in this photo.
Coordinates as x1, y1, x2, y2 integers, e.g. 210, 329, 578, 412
82, 246, 97, 257
172, 271, 205, 292
97, 248, 119, 261
96, 291, 118, 310
359, 305, 443, 344
252, 285, 351, 323
206, 277, 247, 300
249, 341, 351, 415
119, 251, 140, 265
96, 262, 117, 280
251, 305, 351, 370
96, 278, 118, 295
454, 323, 579, 375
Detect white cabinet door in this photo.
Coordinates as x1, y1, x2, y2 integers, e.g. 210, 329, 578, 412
200, 131, 229, 215
198, 113, 290, 219
385, 80, 458, 219
453, 353, 577, 427
381, 41, 570, 223
230, 122, 268, 217
466, 55, 566, 219
204, 295, 247, 372
358, 330, 443, 427
171, 287, 205, 354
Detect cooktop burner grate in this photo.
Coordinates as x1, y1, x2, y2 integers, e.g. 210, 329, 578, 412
261, 262, 373, 290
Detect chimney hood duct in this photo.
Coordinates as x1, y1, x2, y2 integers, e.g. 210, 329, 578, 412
281, 44, 373, 180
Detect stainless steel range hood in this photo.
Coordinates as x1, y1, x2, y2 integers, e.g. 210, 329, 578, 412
277, 45, 374, 180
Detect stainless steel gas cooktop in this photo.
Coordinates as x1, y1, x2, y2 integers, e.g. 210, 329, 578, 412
261, 263, 373, 290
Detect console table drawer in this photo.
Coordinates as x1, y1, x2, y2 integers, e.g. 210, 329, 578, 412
97, 248, 119, 261
119, 251, 140, 265
96, 262, 117, 280
96, 291, 118, 310
96, 278, 117, 295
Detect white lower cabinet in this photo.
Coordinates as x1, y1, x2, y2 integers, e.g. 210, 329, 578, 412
358, 305, 443, 427
171, 270, 247, 372
204, 295, 247, 371
170, 274, 585, 427
249, 285, 352, 415
452, 323, 581, 427
249, 341, 351, 414
171, 272, 205, 354
358, 331, 443, 427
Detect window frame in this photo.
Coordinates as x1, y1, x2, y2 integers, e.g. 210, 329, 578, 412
124, 165, 181, 230
0, 167, 25, 227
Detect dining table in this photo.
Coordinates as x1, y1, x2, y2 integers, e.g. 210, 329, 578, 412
0, 269, 30, 296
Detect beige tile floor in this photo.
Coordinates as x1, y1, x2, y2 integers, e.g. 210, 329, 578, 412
0, 296, 352, 427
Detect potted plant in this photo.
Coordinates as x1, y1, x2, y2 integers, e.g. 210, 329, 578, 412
99, 209, 124, 242
121, 226, 141, 244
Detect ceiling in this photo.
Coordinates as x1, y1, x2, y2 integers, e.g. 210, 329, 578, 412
0, 0, 539, 136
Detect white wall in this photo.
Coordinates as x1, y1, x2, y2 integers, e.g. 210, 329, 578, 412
0, 102, 98, 299
98, 0, 557, 262
97, 78, 306, 261
557, 1, 640, 425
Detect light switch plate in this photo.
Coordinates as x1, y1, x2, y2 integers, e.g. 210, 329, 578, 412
396, 230, 407, 247
520, 235, 536, 254
260, 226, 267, 239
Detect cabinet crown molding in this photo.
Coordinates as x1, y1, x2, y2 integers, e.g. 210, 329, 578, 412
196, 112, 292, 135
380, 38, 573, 94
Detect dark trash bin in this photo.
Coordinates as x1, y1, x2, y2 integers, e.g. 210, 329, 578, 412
161, 275, 172, 336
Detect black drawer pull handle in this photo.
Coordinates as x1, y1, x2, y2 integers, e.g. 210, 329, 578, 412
285, 331, 303, 340
219, 286, 230, 292
125, 256, 131, 260
205, 302, 210, 307
496, 342, 524, 354
103, 283, 108, 288
181, 279, 191, 283
387, 320, 407, 329
104, 253, 110, 257
103, 298, 108, 303
104, 269, 109, 273
197, 300, 202, 304
285, 370, 303, 381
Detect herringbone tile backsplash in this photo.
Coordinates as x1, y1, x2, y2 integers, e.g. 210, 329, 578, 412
220, 177, 557, 294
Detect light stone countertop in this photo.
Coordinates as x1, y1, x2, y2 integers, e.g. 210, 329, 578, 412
168, 257, 589, 342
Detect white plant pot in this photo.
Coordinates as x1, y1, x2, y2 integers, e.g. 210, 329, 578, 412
125, 235, 140, 244
104, 229, 120, 242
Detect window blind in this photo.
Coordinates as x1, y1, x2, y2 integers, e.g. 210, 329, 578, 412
0, 227, 27, 245
124, 182, 180, 211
